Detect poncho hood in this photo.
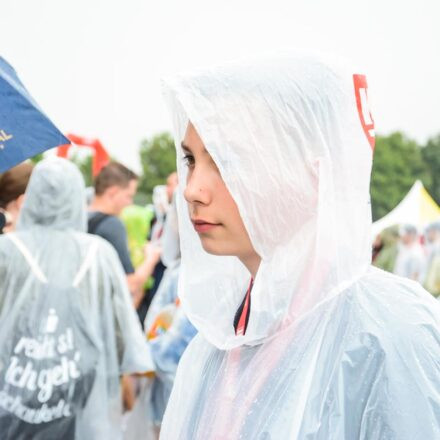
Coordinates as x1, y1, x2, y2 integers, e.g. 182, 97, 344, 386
163, 52, 375, 349
17, 157, 87, 232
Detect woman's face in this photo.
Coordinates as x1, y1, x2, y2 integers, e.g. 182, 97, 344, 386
182, 123, 257, 260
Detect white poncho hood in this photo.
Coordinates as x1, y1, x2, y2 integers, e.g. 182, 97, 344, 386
163, 52, 374, 349
17, 157, 88, 232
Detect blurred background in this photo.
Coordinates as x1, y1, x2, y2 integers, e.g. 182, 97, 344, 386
0, 0, 439, 208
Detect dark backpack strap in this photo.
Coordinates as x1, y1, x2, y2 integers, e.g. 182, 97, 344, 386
88, 213, 110, 234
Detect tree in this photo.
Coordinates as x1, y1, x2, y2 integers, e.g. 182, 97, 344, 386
370, 132, 431, 221
69, 152, 93, 187
30, 153, 44, 164
421, 134, 440, 205
138, 132, 176, 202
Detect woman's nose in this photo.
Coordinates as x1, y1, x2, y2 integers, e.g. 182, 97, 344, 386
184, 168, 211, 206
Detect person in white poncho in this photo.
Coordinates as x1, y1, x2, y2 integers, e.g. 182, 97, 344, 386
0, 158, 154, 440
159, 52, 440, 439
393, 224, 424, 281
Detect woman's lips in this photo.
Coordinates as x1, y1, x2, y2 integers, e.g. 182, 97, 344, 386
192, 219, 221, 233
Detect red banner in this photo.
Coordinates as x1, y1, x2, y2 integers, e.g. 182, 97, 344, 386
57, 134, 110, 176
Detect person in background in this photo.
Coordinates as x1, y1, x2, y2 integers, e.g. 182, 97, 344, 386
121, 204, 156, 325
424, 221, 440, 258
149, 185, 170, 244
141, 173, 179, 321
123, 193, 197, 440
0, 161, 34, 233
0, 158, 154, 439
149, 173, 179, 246
89, 162, 161, 411
372, 225, 399, 272
166, 172, 178, 205
423, 221, 440, 296
393, 224, 424, 281
371, 233, 383, 262
88, 162, 161, 308
85, 186, 95, 206
121, 204, 155, 269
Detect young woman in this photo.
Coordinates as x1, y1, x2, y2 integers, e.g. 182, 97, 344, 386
160, 53, 440, 439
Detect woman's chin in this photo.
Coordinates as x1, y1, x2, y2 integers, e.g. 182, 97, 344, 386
201, 242, 223, 256
200, 237, 234, 257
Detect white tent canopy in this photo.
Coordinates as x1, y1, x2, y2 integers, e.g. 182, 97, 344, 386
372, 180, 440, 237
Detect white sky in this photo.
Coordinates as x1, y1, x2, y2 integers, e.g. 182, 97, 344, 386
1, 0, 439, 171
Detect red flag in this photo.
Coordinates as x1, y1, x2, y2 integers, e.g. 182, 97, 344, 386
57, 134, 110, 176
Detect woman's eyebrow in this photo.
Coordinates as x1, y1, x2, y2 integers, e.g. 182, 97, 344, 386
181, 141, 209, 154
181, 142, 192, 152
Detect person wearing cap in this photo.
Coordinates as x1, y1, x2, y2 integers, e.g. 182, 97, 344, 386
0, 161, 34, 233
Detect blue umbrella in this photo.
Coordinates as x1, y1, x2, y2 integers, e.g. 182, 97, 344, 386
0, 57, 70, 173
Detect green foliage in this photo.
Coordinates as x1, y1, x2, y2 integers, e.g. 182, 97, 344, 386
31, 148, 92, 187
370, 132, 431, 221
70, 152, 93, 187
133, 129, 439, 219
134, 192, 150, 207
30, 153, 44, 164
421, 135, 440, 205
138, 132, 176, 202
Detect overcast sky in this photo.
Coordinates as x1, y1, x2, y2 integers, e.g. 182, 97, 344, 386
1, 0, 439, 171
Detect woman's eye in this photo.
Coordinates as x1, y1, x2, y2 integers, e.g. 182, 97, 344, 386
182, 154, 195, 168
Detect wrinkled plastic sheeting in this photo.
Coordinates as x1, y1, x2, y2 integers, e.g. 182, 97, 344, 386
161, 269, 440, 439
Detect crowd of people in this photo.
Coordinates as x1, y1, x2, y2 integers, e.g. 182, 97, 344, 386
373, 222, 440, 296
0, 157, 196, 439
0, 52, 439, 439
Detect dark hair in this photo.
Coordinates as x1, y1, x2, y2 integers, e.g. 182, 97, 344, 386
0, 162, 34, 208
94, 162, 138, 196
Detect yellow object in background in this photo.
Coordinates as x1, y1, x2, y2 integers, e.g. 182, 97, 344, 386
121, 204, 155, 289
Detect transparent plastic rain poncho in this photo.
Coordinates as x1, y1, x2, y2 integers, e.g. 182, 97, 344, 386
124, 194, 196, 439
147, 193, 196, 426
160, 53, 440, 439
0, 158, 154, 440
